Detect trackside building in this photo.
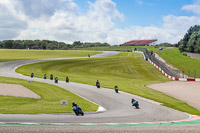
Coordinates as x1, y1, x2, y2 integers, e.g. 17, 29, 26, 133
120, 39, 157, 46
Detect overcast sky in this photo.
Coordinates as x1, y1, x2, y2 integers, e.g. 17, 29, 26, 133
0, 0, 200, 45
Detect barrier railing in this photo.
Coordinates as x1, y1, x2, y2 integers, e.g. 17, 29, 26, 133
137, 48, 180, 78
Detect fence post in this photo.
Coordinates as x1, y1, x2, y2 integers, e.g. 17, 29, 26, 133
178, 70, 180, 78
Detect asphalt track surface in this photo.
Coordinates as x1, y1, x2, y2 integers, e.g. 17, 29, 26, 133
1, 125, 200, 133
0, 51, 190, 124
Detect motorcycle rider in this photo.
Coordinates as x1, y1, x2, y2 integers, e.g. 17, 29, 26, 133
30, 73, 34, 78
55, 77, 58, 83
50, 74, 53, 80
72, 102, 84, 116
131, 98, 139, 109
44, 74, 47, 79
114, 85, 119, 93
66, 76, 69, 83
72, 102, 77, 107
131, 98, 135, 104
96, 80, 100, 88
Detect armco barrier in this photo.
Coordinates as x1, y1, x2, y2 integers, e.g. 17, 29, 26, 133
134, 48, 199, 81
149, 59, 200, 81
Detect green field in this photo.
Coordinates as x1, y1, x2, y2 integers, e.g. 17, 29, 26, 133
77, 46, 165, 52
0, 49, 101, 114
17, 52, 200, 115
0, 49, 101, 62
157, 48, 200, 78
0, 76, 98, 114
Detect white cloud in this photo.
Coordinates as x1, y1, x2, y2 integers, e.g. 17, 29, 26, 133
0, 0, 200, 45
0, 0, 27, 40
182, 0, 200, 14
107, 15, 200, 45
19, 0, 77, 18
135, 0, 143, 5
88, 0, 124, 21
16, 0, 124, 43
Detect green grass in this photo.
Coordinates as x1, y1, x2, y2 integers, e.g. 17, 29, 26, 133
17, 52, 200, 115
77, 46, 166, 52
0, 76, 98, 114
0, 49, 101, 62
157, 48, 200, 78
0, 49, 100, 114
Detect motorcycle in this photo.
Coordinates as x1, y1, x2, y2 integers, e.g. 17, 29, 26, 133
96, 80, 100, 88
66, 76, 69, 83
50, 74, 53, 80
115, 87, 119, 93
44, 74, 47, 79
30, 73, 34, 78
132, 101, 139, 109
55, 77, 58, 83
72, 106, 84, 116
96, 84, 100, 88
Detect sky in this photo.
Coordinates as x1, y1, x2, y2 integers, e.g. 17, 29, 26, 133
0, 0, 200, 45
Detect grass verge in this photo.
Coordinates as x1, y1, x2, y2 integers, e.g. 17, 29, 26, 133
157, 48, 200, 78
0, 76, 98, 114
0, 49, 101, 62
17, 52, 200, 115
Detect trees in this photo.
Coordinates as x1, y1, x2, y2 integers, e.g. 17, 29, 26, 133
0, 40, 66, 49
179, 25, 200, 53
0, 40, 111, 50
4, 40, 13, 48
156, 43, 174, 47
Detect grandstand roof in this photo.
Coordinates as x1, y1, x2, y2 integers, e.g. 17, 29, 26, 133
121, 39, 157, 46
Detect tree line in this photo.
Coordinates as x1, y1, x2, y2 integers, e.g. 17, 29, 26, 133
155, 43, 175, 47
0, 40, 110, 50
179, 25, 200, 53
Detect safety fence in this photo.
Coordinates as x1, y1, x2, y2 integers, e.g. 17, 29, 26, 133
135, 48, 181, 78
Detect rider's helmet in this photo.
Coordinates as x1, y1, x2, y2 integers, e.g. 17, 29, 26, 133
72, 102, 76, 106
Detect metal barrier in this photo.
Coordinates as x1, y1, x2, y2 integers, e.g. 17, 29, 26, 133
137, 48, 180, 78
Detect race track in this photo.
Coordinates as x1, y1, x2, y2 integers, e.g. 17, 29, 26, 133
0, 51, 189, 124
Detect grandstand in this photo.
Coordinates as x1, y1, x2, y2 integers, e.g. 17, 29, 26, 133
120, 39, 157, 46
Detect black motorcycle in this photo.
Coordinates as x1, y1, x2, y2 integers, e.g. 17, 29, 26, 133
72, 106, 84, 116
96, 80, 100, 88
66, 76, 69, 83
132, 101, 139, 109
44, 74, 47, 79
96, 83, 100, 88
50, 74, 53, 80
30, 73, 34, 78
114, 85, 119, 93
55, 77, 58, 83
